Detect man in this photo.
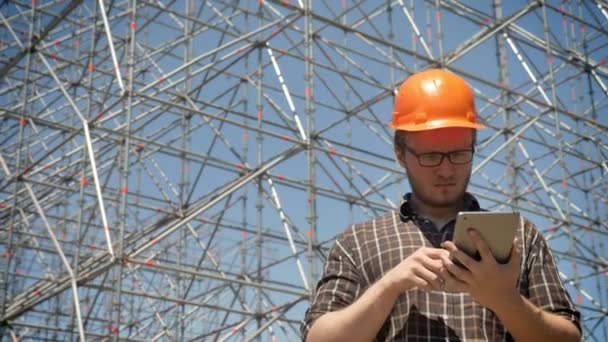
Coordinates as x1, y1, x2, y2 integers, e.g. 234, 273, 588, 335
301, 69, 581, 341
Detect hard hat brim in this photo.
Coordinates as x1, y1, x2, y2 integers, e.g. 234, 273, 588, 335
389, 119, 485, 131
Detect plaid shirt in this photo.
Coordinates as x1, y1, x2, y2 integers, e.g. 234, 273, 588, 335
302, 193, 581, 341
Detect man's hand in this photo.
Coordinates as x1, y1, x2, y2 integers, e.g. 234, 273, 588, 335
439, 229, 521, 311
307, 246, 451, 342
381, 247, 450, 295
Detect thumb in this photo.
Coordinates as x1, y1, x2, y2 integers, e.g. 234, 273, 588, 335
508, 238, 521, 266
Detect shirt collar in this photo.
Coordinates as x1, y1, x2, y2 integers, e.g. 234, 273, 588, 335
399, 192, 481, 223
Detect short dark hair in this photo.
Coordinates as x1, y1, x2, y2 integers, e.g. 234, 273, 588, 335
393, 130, 408, 155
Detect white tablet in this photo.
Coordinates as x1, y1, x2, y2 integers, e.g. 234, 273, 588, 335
452, 211, 520, 264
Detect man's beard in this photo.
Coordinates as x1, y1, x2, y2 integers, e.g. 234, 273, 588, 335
407, 171, 471, 208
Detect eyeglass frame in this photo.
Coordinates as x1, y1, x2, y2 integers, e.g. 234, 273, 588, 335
403, 145, 475, 167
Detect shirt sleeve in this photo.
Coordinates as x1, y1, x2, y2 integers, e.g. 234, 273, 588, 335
523, 220, 581, 333
301, 233, 361, 341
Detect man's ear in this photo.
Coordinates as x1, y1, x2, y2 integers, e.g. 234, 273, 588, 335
395, 148, 407, 169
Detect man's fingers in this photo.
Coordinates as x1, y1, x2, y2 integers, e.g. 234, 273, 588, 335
440, 252, 473, 284
448, 248, 475, 269
414, 266, 444, 290
508, 238, 520, 266
423, 247, 451, 260
415, 248, 450, 272
439, 267, 467, 292
444, 259, 472, 282
440, 241, 458, 252
468, 229, 494, 262
438, 253, 453, 267
421, 255, 445, 272
412, 276, 430, 289
415, 266, 443, 283
441, 240, 476, 271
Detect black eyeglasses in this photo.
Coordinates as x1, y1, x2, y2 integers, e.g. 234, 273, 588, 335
404, 146, 474, 167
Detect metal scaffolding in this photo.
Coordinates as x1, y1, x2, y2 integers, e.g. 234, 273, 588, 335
0, 0, 606, 340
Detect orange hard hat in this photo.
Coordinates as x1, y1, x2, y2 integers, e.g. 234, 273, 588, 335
389, 69, 485, 131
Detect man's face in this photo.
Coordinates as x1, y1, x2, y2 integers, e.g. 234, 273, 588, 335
396, 127, 474, 208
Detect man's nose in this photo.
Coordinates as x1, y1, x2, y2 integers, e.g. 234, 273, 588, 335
435, 156, 455, 177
